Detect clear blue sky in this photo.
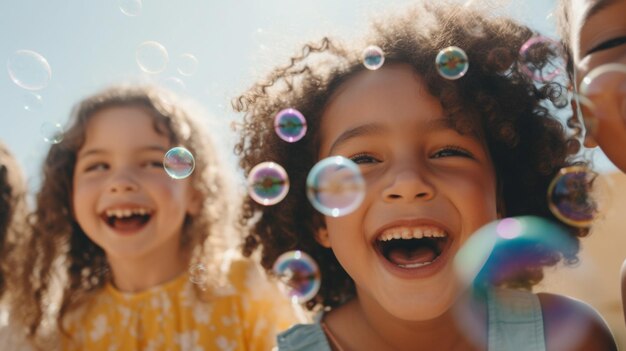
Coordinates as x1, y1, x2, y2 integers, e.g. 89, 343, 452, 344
0, 0, 616, 193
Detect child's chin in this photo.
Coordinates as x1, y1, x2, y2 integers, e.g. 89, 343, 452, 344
382, 293, 457, 322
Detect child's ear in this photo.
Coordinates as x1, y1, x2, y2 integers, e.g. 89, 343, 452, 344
315, 227, 332, 248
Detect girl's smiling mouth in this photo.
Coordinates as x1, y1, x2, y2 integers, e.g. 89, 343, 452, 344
100, 206, 154, 234
373, 221, 454, 278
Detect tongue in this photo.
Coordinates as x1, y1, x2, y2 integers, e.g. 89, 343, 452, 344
112, 216, 148, 231
388, 246, 437, 266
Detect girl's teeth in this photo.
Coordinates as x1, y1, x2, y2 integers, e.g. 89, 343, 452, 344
105, 207, 152, 218
378, 226, 447, 241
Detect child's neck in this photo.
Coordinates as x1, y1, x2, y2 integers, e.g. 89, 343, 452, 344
324, 289, 486, 351
107, 245, 191, 293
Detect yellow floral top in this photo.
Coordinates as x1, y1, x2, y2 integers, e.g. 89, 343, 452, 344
61, 259, 301, 351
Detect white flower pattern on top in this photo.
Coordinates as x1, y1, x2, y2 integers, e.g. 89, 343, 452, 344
60, 258, 301, 351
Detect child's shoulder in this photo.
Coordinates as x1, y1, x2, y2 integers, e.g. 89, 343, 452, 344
537, 292, 617, 351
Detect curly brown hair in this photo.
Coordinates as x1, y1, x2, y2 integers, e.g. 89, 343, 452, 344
15, 85, 234, 343
555, 0, 587, 139
0, 141, 27, 300
234, 2, 590, 311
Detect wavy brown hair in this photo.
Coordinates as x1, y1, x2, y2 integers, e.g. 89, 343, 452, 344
15, 85, 233, 344
0, 141, 28, 300
555, 0, 588, 141
234, 2, 590, 311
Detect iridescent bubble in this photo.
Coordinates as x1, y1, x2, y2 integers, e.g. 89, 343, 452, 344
454, 216, 575, 288
176, 53, 199, 76
362, 45, 385, 70
272, 250, 321, 304
189, 264, 208, 285
548, 165, 611, 227
23, 92, 43, 112
519, 36, 566, 82
119, 0, 142, 16
578, 63, 626, 131
274, 108, 307, 143
40, 122, 64, 144
306, 156, 365, 217
136, 41, 169, 74
163, 147, 195, 179
247, 162, 289, 206
7, 50, 52, 90
436, 46, 469, 80
453, 216, 580, 350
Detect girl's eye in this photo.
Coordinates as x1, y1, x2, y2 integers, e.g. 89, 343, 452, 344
84, 163, 109, 172
432, 146, 474, 159
349, 153, 381, 164
587, 36, 626, 56
145, 160, 164, 168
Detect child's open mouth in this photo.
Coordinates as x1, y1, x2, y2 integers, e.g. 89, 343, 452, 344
375, 226, 449, 269
101, 207, 154, 233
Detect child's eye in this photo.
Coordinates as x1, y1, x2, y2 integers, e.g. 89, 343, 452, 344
431, 146, 474, 159
143, 160, 164, 169
349, 153, 381, 164
587, 36, 626, 56
84, 162, 109, 172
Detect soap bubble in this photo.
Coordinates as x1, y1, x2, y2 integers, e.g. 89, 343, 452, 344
136, 41, 169, 74
7, 50, 52, 90
247, 162, 289, 206
519, 36, 565, 82
273, 250, 321, 304
119, 0, 142, 16
436, 46, 469, 80
176, 53, 199, 76
274, 108, 307, 143
362, 45, 385, 70
306, 156, 365, 217
163, 147, 195, 179
40, 122, 64, 144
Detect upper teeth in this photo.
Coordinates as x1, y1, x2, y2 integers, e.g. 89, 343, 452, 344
105, 208, 151, 218
378, 226, 446, 241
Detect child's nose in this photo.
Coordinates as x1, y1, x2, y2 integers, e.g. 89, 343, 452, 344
382, 169, 435, 203
107, 171, 139, 193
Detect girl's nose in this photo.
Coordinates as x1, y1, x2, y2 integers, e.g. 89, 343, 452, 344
382, 169, 435, 203
108, 171, 139, 194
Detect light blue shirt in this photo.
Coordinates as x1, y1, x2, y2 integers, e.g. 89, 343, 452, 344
277, 288, 546, 351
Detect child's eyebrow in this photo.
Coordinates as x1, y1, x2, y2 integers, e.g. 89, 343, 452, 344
77, 145, 168, 159
328, 123, 388, 154
328, 118, 453, 155
582, 0, 619, 25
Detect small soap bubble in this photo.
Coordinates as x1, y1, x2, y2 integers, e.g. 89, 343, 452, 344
306, 156, 365, 217
189, 264, 208, 285
362, 45, 385, 70
176, 53, 199, 76
272, 250, 321, 304
436, 46, 469, 80
519, 36, 565, 82
7, 50, 52, 90
163, 147, 195, 179
548, 165, 612, 227
40, 122, 64, 144
136, 41, 169, 74
23, 92, 43, 112
274, 108, 307, 143
247, 162, 289, 206
119, 0, 142, 16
